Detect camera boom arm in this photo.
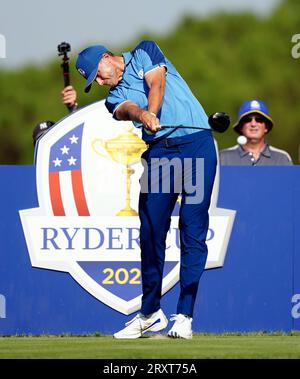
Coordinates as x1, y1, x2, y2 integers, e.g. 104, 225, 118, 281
57, 42, 76, 112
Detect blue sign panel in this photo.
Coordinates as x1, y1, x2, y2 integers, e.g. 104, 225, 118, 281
0, 166, 299, 334
292, 185, 300, 329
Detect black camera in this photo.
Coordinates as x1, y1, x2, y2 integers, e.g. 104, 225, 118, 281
57, 41, 71, 56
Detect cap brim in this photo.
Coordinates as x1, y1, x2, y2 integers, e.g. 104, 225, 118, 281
84, 67, 98, 93
233, 110, 274, 134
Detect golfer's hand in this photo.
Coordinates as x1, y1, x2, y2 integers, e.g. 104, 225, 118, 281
61, 86, 77, 108
140, 110, 161, 134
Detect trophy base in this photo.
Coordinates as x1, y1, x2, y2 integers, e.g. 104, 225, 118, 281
116, 208, 138, 216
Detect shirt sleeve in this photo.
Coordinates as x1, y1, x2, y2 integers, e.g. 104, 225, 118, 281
105, 87, 128, 119
133, 40, 167, 75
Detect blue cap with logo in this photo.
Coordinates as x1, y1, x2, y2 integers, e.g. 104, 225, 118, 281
76, 45, 108, 93
233, 99, 274, 133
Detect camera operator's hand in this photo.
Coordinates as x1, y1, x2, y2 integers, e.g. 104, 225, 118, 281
61, 85, 78, 109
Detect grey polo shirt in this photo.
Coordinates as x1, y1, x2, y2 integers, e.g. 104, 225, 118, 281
219, 144, 293, 166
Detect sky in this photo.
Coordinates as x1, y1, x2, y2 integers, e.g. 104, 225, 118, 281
0, 0, 279, 68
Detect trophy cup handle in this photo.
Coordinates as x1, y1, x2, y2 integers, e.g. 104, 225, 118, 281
92, 138, 109, 159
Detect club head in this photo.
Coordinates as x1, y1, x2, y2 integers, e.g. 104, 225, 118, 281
208, 112, 230, 133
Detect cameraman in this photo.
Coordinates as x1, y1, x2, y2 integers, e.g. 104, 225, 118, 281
58, 41, 78, 113
33, 85, 78, 147
61, 85, 78, 111
33, 42, 78, 148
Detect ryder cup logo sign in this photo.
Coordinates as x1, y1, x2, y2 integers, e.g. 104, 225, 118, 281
19, 100, 235, 315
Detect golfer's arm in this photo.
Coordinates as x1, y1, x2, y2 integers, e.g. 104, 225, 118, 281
114, 66, 166, 123
145, 66, 166, 115
115, 101, 146, 123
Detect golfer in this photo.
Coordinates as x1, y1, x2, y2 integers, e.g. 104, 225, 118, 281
76, 40, 217, 339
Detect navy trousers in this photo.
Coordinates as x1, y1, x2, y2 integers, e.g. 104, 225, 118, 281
139, 130, 217, 317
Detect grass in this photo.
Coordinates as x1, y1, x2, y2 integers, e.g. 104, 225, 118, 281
0, 332, 300, 359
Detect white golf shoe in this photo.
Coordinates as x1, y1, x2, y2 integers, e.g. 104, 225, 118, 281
167, 314, 193, 339
113, 309, 168, 339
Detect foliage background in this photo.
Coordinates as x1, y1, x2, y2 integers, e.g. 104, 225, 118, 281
0, 0, 299, 164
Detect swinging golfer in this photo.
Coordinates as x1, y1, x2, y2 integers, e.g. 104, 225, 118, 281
76, 40, 217, 339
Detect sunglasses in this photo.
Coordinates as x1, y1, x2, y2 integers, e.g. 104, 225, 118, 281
242, 116, 266, 123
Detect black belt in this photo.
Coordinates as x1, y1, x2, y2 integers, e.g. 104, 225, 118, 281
147, 128, 209, 147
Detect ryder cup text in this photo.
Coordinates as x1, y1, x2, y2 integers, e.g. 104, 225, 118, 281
41, 226, 215, 250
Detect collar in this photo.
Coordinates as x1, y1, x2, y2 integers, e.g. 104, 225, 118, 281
122, 51, 133, 66
260, 144, 271, 158
238, 143, 271, 158
238, 145, 249, 157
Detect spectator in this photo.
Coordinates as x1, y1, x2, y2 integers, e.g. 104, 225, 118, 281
219, 99, 293, 165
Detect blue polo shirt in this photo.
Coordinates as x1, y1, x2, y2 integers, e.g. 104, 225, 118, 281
105, 40, 210, 142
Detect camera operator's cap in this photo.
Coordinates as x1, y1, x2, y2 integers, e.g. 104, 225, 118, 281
76, 45, 108, 93
32, 120, 55, 146
233, 99, 274, 134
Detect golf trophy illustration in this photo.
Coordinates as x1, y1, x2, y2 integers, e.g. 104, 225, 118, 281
92, 125, 147, 216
